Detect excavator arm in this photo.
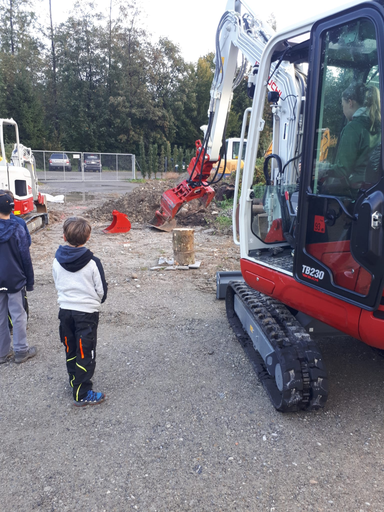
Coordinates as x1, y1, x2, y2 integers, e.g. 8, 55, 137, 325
150, 0, 282, 230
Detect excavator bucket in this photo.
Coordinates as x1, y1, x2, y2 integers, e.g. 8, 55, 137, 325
149, 187, 184, 229
150, 218, 177, 232
103, 210, 131, 233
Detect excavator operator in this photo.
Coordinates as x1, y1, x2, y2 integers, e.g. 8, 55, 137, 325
319, 82, 381, 195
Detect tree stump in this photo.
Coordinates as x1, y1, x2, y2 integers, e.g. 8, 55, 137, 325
172, 228, 195, 265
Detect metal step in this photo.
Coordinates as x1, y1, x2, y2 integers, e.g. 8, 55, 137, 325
216, 271, 244, 299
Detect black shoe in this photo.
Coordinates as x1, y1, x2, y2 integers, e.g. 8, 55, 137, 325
14, 346, 37, 364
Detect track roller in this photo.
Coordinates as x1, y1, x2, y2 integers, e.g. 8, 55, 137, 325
226, 281, 328, 412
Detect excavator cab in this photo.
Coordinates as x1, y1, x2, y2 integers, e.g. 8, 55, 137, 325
244, 2, 384, 314
294, 5, 384, 311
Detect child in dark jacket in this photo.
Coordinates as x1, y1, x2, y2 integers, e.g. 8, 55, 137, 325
3, 190, 31, 333
0, 191, 36, 364
52, 217, 108, 407
3, 190, 32, 246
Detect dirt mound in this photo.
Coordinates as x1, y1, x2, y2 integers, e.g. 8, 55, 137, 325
86, 178, 234, 229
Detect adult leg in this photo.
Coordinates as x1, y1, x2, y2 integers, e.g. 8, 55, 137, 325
0, 293, 12, 360
58, 309, 77, 388
72, 311, 99, 401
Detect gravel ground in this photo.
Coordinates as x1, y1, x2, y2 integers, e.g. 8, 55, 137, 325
1, 186, 384, 512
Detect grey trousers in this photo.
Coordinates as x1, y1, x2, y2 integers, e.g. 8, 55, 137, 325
0, 289, 28, 357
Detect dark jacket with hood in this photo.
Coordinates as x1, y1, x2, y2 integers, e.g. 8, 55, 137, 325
52, 245, 107, 313
0, 216, 34, 293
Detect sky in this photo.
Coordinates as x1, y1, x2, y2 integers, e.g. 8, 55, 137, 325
47, 0, 359, 62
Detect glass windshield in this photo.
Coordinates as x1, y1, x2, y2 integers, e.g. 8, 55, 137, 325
312, 18, 381, 197
306, 17, 382, 296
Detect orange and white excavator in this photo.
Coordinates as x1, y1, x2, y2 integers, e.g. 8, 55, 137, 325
152, 0, 384, 412
0, 118, 48, 232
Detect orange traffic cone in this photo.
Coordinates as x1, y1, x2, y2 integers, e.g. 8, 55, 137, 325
103, 210, 131, 233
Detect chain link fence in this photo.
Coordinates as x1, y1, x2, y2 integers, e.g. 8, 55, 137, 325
33, 150, 136, 181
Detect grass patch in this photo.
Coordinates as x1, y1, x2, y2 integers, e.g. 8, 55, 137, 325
215, 215, 232, 228
216, 197, 234, 210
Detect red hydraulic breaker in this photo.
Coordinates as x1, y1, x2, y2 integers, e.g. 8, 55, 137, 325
150, 140, 217, 230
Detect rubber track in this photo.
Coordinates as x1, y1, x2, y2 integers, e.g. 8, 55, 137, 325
226, 281, 328, 412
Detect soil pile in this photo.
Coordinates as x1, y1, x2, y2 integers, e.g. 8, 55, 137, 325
86, 176, 235, 229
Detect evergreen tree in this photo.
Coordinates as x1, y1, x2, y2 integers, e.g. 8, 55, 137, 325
0, 0, 46, 146
151, 143, 158, 178
172, 146, 179, 171
147, 144, 153, 179
178, 147, 184, 171
165, 141, 172, 173
159, 145, 165, 176
139, 136, 147, 178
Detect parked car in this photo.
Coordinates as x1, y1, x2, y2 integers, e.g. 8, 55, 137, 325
82, 153, 102, 172
49, 153, 72, 171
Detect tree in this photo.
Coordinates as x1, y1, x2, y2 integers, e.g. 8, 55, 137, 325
138, 136, 147, 178
0, 0, 46, 147
172, 146, 179, 171
151, 143, 158, 178
195, 53, 214, 130
159, 145, 165, 176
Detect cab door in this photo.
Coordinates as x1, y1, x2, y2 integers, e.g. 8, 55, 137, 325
294, 3, 384, 310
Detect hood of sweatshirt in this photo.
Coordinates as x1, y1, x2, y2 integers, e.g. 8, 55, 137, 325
55, 245, 93, 272
0, 217, 19, 243
352, 107, 380, 134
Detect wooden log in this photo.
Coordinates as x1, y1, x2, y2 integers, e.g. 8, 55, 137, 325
172, 228, 195, 265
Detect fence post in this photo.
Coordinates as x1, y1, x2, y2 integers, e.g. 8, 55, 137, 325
132, 154, 136, 180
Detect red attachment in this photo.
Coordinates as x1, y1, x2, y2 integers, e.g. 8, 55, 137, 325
150, 140, 216, 228
103, 210, 131, 233
264, 218, 285, 243
37, 192, 46, 206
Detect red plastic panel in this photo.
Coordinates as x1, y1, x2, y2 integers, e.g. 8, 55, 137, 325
242, 270, 275, 295
14, 197, 34, 215
241, 258, 384, 348
359, 310, 384, 349
240, 258, 361, 339
307, 241, 372, 294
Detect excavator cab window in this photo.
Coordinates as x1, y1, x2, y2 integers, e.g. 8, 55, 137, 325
295, 5, 384, 310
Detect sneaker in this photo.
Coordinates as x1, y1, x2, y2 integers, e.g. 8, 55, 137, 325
0, 349, 13, 364
74, 390, 105, 407
14, 346, 37, 364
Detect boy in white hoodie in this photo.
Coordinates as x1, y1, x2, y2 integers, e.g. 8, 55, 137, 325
52, 217, 108, 407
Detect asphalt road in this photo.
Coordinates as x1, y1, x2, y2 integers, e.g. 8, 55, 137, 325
38, 175, 139, 195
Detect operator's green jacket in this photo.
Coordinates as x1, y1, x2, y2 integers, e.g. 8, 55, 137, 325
333, 107, 380, 185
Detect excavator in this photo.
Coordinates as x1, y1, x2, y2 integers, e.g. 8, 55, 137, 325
151, 0, 384, 412
0, 118, 48, 232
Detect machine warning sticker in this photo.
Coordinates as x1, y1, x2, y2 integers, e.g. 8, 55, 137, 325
314, 215, 326, 233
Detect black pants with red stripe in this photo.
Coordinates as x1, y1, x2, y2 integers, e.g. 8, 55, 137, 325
58, 309, 99, 401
